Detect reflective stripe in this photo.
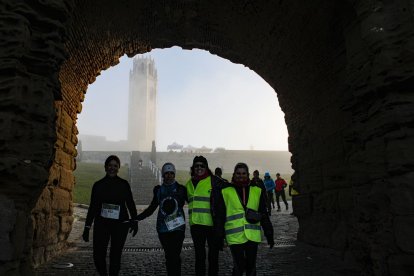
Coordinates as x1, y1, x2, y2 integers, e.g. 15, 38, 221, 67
225, 226, 244, 235
245, 224, 261, 231
193, 196, 210, 202
226, 213, 244, 222
192, 208, 211, 214
188, 197, 194, 203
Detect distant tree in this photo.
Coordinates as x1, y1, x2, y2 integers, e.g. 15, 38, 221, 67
214, 147, 226, 153
76, 140, 83, 161
199, 146, 212, 153
167, 142, 183, 152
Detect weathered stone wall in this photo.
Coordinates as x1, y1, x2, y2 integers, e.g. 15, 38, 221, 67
1, 0, 413, 275
0, 0, 73, 274
30, 101, 76, 266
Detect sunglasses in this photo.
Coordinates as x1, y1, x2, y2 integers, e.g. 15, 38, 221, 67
194, 164, 206, 169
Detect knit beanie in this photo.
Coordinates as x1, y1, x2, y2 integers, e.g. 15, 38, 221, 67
192, 156, 208, 167
162, 163, 176, 176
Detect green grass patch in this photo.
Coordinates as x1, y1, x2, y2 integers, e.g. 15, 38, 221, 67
73, 162, 129, 204
74, 163, 292, 204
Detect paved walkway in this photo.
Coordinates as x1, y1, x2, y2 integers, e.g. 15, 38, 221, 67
35, 202, 360, 275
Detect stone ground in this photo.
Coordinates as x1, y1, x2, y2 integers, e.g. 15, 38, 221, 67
35, 202, 361, 275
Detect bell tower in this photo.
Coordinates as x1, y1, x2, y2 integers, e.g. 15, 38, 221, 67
128, 56, 157, 151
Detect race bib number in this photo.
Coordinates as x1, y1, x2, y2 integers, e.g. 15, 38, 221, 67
101, 203, 120, 219
164, 213, 185, 231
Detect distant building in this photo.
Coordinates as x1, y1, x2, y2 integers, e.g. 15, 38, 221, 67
128, 56, 157, 151
167, 142, 184, 152
78, 134, 131, 151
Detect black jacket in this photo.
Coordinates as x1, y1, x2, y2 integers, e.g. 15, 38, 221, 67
85, 175, 137, 226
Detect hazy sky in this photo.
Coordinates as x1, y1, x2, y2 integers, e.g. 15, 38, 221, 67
77, 47, 289, 151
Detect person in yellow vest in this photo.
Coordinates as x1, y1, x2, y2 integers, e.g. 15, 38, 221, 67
186, 156, 224, 276
216, 162, 274, 276
288, 176, 299, 216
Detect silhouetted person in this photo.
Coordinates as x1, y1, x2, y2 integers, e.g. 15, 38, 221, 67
186, 156, 223, 276
136, 163, 187, 276
275, 173, 288, 211
214, 167, 228, 182
263, 172, 276, 214
289, 173, 299, 216
82, 155, 138, 276
251, 170, 265, 191
216, 163, 274, 275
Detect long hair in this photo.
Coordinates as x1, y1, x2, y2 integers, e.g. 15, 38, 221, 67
231, 162, 249, 182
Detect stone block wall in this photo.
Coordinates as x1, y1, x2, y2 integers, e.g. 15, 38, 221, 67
31, 103, 77, 266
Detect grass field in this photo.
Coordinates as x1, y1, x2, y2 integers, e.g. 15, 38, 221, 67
74, 162, 291, 204
73, 162, 129, 204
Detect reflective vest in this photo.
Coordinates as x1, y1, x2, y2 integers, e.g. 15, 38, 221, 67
186, 176, 213, 226
289, 180, 299, 196
222, 186, 262, 245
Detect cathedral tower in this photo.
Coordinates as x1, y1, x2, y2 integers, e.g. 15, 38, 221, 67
128, 56, 157, 151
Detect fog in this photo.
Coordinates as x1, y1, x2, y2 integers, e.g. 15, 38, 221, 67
77, 47, 288, 151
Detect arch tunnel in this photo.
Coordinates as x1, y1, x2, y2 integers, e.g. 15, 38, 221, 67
1, 1, 414, 275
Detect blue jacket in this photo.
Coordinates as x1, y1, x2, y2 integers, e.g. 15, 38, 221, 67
263, 177, 275, 192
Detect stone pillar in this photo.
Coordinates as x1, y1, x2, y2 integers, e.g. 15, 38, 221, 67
293, 2, 414, 274
0, 0, 72, 274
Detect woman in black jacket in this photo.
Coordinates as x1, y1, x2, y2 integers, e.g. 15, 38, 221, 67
82, 155, 138, 276
136, 162, 187, 276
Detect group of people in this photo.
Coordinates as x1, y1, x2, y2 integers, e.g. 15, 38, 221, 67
82, 155, 280, 276
252, 171, 290, 215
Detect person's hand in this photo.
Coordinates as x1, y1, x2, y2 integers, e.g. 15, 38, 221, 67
82, 227, 90, 242
129, 220, 138, 237
267, 237, 274, 249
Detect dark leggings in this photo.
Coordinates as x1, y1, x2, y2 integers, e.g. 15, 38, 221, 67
158, 231, 185, 276
275, 190, 288, 209
190, 225, 220, 276
229, 241, 259, 276
93, 219, 129, 276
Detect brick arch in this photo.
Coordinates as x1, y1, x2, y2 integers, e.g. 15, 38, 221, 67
1, 1, 413, 275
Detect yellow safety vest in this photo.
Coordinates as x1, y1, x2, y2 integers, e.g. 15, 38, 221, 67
289, 180, 299, 196
186, 176, 213, 226
222, 186, 262, 245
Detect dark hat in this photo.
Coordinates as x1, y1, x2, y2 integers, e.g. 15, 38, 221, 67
162, 162, 176, 175
193, 156, 208, 167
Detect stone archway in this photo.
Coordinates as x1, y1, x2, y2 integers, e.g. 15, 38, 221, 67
1, 1, 413, 275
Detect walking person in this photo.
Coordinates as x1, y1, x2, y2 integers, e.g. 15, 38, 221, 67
250, 170, 265, 192
82, 155, 138, 276
186, 156, 223, 276
216, 163, 274, 276
275, 173, 289, 211
136, 162, 187, 276
214, 167, 228, 182
289, 173, 299, 216
263, 172, 276, 214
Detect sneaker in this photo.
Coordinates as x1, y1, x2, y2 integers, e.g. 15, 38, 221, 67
277, 208, 281, 212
